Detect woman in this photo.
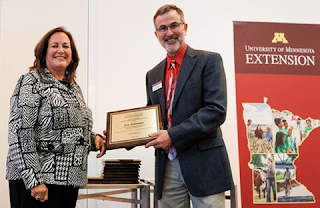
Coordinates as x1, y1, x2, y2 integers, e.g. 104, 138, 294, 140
6, 27, 106, 208
255, 124, 263, 139
303, 118, 313, 138
274, 131, 286, 153
274, 131, 293, 153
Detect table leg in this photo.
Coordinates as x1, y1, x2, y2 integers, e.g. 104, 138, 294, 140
140, 184, 150, 208
131, 189, 137, 208
230, 185, 237, 208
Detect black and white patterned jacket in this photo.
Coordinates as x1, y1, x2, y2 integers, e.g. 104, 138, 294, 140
6, 68, 97, 189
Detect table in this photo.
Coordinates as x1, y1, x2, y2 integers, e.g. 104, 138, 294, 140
78, 182, 150, 208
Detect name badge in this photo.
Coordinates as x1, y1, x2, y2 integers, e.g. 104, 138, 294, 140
152, 81, 162, 92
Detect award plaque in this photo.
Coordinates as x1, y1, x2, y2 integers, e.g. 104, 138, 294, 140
106, 105, 163, 149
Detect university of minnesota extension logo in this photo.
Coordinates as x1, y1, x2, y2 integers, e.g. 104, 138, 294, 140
244, 31, 315, 67
272, 32, 289, 43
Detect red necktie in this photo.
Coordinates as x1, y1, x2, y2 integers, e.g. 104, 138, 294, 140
166, 60, 177, 128
166, 60, 177, 160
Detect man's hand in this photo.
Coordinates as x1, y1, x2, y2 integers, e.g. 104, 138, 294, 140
288, 126, 294, 137
30, 184, 48, 202
94, 133, 106, 158
145, 130, 172, 150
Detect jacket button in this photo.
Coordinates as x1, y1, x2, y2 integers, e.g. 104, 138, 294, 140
76, 104, 82, 110
47, 144, 54, 150
80, 138, 84, 145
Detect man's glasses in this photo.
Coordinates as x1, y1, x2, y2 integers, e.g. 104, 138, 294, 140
155, 22, 184, 32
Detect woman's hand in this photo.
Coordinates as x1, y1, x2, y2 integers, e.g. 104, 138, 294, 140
94, 132, 107, 158
30, 184, 48, 202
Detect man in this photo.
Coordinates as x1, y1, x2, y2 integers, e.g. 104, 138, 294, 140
145, 4, 233, 208
265, 158, 276, 202
265, 126, 272, 143
274, 118, 293, 152
283, 120, 294, 152
284, 166, 291, 196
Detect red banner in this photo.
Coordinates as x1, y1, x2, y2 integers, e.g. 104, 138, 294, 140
234, 21, 320, 207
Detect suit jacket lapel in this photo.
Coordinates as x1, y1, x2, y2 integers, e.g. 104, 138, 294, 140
173, 47, 197, 110
154, 59, 167, 124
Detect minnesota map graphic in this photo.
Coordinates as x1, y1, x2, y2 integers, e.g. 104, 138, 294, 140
243, 102, 317, 204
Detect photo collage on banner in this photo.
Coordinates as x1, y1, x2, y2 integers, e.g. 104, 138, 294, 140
234, 22, 320, 207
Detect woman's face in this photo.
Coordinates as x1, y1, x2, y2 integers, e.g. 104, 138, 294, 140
45, 32, 72, 73
307, 120, 311, 127
282, 135, 285, 143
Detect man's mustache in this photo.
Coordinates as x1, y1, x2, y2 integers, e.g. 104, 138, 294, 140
164, 34, 179, 42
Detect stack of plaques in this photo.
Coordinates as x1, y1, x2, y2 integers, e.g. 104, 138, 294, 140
88, 159, 141, 184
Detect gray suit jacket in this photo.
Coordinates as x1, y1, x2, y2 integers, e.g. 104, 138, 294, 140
146, 46, 234, 199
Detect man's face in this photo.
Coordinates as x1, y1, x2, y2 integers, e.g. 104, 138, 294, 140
279, 121, 284, 128
154, 10, 188, 58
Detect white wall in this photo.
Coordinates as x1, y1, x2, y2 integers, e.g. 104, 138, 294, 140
0, 0, 89, 207
88, 1, 319, 207
1, 0, 320, 207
